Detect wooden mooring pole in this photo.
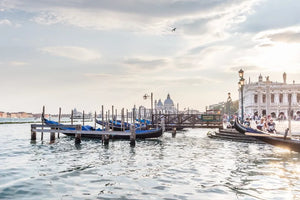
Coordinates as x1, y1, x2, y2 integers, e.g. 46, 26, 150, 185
103, 118, 109, 145
82, 110, 85, 126
111, 105, 114, 131
126, 109, 128, 128
102, 105, 104, 130
31, 125, 36, 140
121, 108, 125, 131
50, 127, 55, 142
75, 125, 82, 144
161, 116, 165, 133
172, 127, 177, 137
58, 107, 61, 138
41, 106, 45, 140
94, 111, 97, 129
130, 124, 136, 147
71, 110, 74, 125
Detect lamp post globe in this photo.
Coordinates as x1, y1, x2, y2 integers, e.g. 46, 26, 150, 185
239, 69, 244, 79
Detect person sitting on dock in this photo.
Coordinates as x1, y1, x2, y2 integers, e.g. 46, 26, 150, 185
267, 119, 276, 133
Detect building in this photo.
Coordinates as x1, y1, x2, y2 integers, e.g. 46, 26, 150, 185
240, 72, 300, 119
154, 94, 177, 113
0, 112, 7, 118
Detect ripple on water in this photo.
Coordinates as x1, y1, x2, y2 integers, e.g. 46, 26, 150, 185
0, 125, 300, 199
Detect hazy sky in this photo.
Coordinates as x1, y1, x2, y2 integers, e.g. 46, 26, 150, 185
1, 0, 300, 114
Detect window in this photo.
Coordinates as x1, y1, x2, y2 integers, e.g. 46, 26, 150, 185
271, 94, 274, 103
254, 94, 258, 103
279, 94, 283, 103
263, 94, 266, 103
297, 94, 300, 103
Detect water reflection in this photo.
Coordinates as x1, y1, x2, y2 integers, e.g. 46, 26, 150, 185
0, 124, 299, 199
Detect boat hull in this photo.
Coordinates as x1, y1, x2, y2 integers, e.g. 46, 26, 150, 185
62, 128, 163, 140
251, 135, 300, 152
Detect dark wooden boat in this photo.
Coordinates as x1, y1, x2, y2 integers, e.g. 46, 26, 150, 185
62, 128, 163, 140
234, 118, 261, 134
43, 118, 162, 139
245, 132, 300, 152
207, 129, 264, 143
96, 119, 147, 131
235, 118, 300, 152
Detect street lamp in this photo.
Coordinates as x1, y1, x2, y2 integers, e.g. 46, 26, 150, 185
238, 69, 245, 122
227, 92, 232, 121
239, 69, 244, 79
143, 92, 153, 126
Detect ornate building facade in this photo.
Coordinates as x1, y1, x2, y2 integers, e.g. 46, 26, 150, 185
240, 72, 300, 119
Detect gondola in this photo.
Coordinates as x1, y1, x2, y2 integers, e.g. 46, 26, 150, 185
43, 118, 102, 131
245, 132, 300, 152
234, 118, 262, 134
235, 118, 300, 152
96, 119, 147, 131
43, 118, 162, 139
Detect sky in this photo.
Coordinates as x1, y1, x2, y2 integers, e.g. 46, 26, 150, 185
1, 0, 300, 114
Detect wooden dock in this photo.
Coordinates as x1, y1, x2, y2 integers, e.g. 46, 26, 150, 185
153, 113, 223, 129
207, 129, 265, 143
31, 123, 137, 145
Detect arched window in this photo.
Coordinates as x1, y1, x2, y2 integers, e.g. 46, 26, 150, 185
254, 94, 258, 103
271, 94, 275, 103
262, 94, 266, 103
279, 94, 283, 103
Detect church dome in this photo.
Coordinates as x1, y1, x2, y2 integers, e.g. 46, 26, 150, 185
157, 99, 163, 107
164, 94, 174, 106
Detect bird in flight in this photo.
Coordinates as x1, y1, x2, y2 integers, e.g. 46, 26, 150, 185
171, 28, 176, 32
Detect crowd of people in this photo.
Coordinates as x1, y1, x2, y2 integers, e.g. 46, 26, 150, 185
243, 115, 276, 133
223, 114, 277, 133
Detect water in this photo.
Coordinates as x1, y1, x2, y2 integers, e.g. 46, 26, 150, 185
0, 124, 300, 200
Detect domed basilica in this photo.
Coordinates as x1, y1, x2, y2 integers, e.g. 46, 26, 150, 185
155, 94, 176, 113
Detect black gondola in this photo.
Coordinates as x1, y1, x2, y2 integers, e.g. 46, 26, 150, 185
234, 118, 262, 134
235, 118, 300, 152
95, 119, 147, 131
245, 132, 300, 152
43, 118, 162, 139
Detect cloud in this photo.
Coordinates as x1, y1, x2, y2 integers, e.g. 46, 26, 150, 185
260, 31, 300, 43
2, 0, 260, 36
0, 19, 12, 26
238, 0, 300, 33
229, 65, 263, 72
152, 75, 220, 85
41, 46, 101, 61
9, 61, 28, 66
123, 57, 168, 71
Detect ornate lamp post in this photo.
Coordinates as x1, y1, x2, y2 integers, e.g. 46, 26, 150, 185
143, 92, 153, 126
227, 92, 232, 121
238, 69, 245, 122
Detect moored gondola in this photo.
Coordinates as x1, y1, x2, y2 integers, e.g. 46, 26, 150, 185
234, 118, 300, 152
43, 118, 162, 139
96, 119, 147, 131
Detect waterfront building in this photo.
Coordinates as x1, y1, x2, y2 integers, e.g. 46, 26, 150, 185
0, 112, 7, 118
240, 72, 300, 120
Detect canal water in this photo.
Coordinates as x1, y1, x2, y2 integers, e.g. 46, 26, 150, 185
0, 123, 299, 200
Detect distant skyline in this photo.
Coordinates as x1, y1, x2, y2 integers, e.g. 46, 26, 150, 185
1, 0, 300, 114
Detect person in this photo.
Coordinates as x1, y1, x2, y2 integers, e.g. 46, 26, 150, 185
243, 118, 251, 127
256, 118, 265, 131
267, 119, 276, 133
